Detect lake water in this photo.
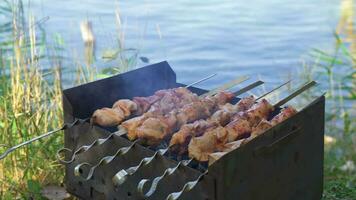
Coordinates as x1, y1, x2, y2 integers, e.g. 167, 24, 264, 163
30, 0, 342, 90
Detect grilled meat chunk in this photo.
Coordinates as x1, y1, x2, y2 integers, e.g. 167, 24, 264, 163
209, 106, 298, 164
91, 108, 125, 127
188, 99, 274, 162
136, 91, 235, 145
91, 87, 197, 127
188, 126, 228, 162
169, 95, 256, 154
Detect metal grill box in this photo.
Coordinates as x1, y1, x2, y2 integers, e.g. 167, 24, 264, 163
62, 61, 324, 200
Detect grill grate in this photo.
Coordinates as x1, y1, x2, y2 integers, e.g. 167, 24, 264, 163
61, 61, 324, 200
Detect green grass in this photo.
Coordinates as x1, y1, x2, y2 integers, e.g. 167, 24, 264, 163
301, 33, 356, 199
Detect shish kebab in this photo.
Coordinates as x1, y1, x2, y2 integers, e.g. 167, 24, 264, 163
57, 75, 246, 164
91, 73, 218, 127
208, 106, 297, 165
163, 81, 316, 200
113, 81, 288, 191
73, 78, 258, 180
111, 81, 271, 186
188, 81, 315, 162
169, 81, 291, 155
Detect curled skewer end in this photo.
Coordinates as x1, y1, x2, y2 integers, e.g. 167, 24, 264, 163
56, 148, 74, 164
113, 169, 129, 186
74, 162, 92, 178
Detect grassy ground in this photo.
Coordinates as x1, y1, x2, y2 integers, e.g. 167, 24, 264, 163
0, 0, 355, 199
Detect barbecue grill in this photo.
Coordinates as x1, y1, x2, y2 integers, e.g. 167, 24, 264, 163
60, 61, 324, 200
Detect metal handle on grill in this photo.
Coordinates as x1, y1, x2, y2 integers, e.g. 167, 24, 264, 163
137, 159, 193, 198
253, 126, 301, 156
56, 128, 126, 164
165, 171, 208, 200
74, 139, 139, 180
0, 118, 88, 160
112, 148, 169, 186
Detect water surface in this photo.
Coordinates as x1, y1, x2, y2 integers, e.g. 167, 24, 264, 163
31, 0, 340, 89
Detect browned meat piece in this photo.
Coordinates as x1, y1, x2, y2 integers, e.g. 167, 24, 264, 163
271, 106, 297, 125
225, 118, 252, 142
242, 106, 297, 145
91, 108, 125, 127
121, 115, 147, 140
208, 91, 235, 105
170, 95, 256, 155
137, 91, 234, 144
188, 99, 274, 161
208, 106, 298, 164
208, 140, 244, 165
92, 87, 197, 127
188, 126, 228, 162
251, 120, 273, 137
241, 98, 274, 126
169, 120, 219, 154
136, 113, 178, 145
112, 99, 138, 117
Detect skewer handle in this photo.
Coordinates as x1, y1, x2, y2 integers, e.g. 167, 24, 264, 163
57, 128, 126, 164
74, 138, 137, 181
233, 80, 264, 96
137, 158, 193, 198
165, 171, 208, 200
0, 118, 88, 160
274, 81, 317, 108
185, 73, 217, 88
256, 80, 292, 101
201, 76, 249, 97
112, 148, 169, 186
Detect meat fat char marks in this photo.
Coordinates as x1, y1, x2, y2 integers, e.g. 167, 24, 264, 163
136, 91, 235, 145
208, 140, 243, 165
188, 126, 229, 162
91, 108, 125, 127
209, 106, 298, 165
122, 89, 198, 141
169, 95, 256, 155
188, 99, 274, 162
247, 106, 298, 140
225, 99, 273, 142
91, 87, 196, 127
113, 99, 138, 118
169, 120, 219, 155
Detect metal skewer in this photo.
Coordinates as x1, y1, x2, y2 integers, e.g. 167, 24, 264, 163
163, 80, 317, 200
0, 118, 88, 160
134, 80, 292, 197
73, 78, 252, 181
111, 80, 265, 186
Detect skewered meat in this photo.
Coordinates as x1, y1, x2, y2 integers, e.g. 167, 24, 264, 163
135, 91, 235, 145
113, 99, 138, 118
122, 90, 199, 140
271, 106, 297, 125
243, 106, 298, 143
169, 96, 256, 154
208, 106, 298, 164
91, 87, 197, 127
188, 126, 229, 161
188, 99, 274, 162
169, 120, 219, 154
91, 108, 125, 127
208, 140, 243, 165
225, 99, 274, 142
